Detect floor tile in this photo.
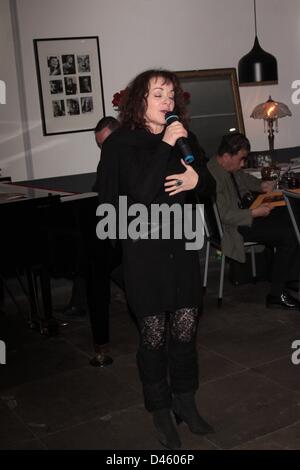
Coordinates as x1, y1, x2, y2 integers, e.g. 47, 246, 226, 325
234, 421, 300, 449
42, 404, 218, 450
0, 335, 89, 391
200, 322, 300, 368
2, 366, 141, 437
0, 400, 34, 449
252, 355, 300, 393
195, 370, 300, 449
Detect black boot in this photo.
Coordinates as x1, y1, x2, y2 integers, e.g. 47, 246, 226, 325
173, 392, 214, 435
152, 409, 181, 450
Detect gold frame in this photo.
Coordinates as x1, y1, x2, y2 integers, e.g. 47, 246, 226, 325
175, 68, 245, 156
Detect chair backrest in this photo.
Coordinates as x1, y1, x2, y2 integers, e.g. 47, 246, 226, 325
204, 196, 259, 250
283, 190, 300, 245
203, 197, 223, 247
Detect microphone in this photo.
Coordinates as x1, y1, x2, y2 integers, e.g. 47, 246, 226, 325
165, 112, 194, 164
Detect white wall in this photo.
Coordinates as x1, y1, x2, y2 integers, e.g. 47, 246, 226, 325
1, 0, 300, 181
0, 0, 27, 180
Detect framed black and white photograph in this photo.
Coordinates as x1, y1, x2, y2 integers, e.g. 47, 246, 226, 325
50, 79, 63, 94
64, 77, 77, 95
33, 36, 105, 135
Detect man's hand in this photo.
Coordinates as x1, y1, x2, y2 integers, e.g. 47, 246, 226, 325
261, 180, 275, 193
251, 203, 273, 218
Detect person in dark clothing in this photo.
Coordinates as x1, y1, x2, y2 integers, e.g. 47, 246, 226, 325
207, 132, 300, 310
92, 116, 121, 191
64, 117, 120, 369
95, 69, 215, 449
87, 116, 120, 367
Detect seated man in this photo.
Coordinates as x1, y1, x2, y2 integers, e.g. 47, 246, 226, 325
207, 132, 300, 310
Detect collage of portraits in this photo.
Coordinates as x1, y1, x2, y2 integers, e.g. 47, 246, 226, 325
47, 53, 93, 118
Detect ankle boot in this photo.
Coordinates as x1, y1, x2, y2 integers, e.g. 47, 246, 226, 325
173, 392, 214, 435
152, 408, 181, 450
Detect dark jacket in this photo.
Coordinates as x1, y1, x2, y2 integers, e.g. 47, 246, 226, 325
95, 128, 215, 317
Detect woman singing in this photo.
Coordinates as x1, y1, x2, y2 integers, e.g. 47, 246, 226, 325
96, 69, 215, 449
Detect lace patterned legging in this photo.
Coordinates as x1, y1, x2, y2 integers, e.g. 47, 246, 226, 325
136, 307, 200, 412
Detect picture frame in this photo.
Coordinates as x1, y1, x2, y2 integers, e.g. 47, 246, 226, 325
33, 36, 105, 136
175, 68, 244, 158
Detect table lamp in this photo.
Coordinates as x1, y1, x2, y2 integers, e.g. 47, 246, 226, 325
250, 96, 292, 150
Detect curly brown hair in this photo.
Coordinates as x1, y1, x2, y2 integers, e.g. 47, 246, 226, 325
118, 69, 188, 130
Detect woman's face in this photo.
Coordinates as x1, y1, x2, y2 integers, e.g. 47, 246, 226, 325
50, 57, 59, 67
144, 77, 175, 134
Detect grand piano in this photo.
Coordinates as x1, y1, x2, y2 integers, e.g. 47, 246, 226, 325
0, 172, 112, 336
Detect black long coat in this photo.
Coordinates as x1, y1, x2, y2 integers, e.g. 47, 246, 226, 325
96, 128, 215, 317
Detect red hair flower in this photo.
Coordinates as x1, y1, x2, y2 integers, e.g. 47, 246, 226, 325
183, 91, 191, 104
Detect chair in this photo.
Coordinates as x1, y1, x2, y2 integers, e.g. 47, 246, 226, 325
202, 197, 260, 307
282, 190, 300, 299
283, 190, 300, 244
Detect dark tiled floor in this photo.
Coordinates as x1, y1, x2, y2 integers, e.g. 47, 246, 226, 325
1, 260, 300, 450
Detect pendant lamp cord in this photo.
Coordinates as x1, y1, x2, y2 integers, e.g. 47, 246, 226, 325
254, 0, 257, 36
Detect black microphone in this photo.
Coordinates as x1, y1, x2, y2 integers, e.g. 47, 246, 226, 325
165, 112, 194, 164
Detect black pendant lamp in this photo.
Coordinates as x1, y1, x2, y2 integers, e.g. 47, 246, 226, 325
238, 0, 278, 86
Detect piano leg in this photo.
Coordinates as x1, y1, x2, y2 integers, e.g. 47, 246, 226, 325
39, 266, 59, 336
0, 277, 4, 302
25, 267, 39, 329
25, 266, 59, 336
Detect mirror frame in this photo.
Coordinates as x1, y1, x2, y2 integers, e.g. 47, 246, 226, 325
175, 67, 245, 145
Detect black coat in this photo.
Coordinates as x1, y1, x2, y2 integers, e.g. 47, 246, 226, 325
96, 128, 215, 317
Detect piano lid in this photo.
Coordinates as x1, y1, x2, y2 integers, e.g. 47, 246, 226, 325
0, 182, 73, 205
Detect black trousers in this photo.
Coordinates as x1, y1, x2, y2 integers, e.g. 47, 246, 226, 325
136, 308, 200, 412
238, 206, 300, 295
85, 240, 122, 347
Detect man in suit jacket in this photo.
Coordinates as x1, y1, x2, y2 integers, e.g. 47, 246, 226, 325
207, 132, 299, 310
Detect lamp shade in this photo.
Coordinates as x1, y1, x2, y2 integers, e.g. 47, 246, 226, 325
238, 36, 278, 86
250, 96, 291, 120
250, 96, 292, 151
